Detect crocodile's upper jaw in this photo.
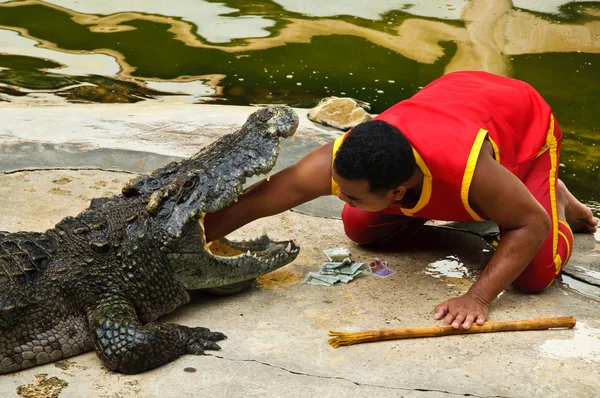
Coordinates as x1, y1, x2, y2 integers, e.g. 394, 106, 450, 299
122, 106, 299, 236
155, 106, 301, 289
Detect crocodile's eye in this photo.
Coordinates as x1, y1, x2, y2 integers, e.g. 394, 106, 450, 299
256, 107, 275, 122
146, 178, 161, 190
183, 178, 196, 188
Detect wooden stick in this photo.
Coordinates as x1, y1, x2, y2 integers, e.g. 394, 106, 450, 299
328, 316, 576, 348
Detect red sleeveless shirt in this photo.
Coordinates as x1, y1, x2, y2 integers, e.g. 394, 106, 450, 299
331, 71, 557, 221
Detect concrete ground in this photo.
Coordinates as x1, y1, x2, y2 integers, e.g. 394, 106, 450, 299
1, 103, 599, 398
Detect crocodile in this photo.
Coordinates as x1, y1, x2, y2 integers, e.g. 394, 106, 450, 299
0, 106, 300, 374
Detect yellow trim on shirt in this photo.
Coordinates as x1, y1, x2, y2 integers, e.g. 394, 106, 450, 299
488, 136, 500, 163
330, 134, 347, 195
460, 128, 488, 221
399, 148, 432, 217
544, 115, 562, 274
536, 144, 549, 158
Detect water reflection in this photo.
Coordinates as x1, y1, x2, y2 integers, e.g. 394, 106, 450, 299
0, 1, 598, 106
0, 0, 598, 202
3, 0, 277, 43
271, 0, 468, 20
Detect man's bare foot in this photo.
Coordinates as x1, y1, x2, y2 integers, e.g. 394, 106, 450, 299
558, 179, 598, 233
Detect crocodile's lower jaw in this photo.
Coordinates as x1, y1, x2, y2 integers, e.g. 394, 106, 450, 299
203, 228, 299, 268
167, 215, 300, 291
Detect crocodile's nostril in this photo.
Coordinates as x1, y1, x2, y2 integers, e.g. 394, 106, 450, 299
256, 107, 275, 122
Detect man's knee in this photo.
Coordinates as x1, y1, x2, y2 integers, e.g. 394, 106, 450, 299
511, 255, 563, 293
512, 221, 573, 293
343, 226, 374, 245
511, 268, 557, 293
341, 204, 425, 245
341, 206, 379, 244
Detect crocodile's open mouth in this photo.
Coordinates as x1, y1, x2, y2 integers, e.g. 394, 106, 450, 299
174, 215, 299, 294
163, 105, 301, 292
206, 235, 299, 265
197, 165, 300, 277
197, 105, 300, 273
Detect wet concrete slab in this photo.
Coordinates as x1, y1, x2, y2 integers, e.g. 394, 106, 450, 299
1, 104, 599, 398
568, 233, 600, 287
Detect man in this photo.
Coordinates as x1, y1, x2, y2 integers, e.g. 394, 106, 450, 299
205, 71, 597, 330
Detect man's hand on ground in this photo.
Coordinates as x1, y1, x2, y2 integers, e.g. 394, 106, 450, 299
434, 292, 489, 329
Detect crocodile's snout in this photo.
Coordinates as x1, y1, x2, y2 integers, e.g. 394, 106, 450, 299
254, 106, 299, 139
273, 106, 299, 138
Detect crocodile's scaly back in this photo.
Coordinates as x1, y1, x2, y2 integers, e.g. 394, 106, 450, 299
0, 231, 56, 315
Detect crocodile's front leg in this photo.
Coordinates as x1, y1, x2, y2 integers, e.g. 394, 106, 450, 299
86, 296, 225, 374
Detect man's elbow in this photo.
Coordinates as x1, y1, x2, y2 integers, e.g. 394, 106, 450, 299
534, 209, 551, 240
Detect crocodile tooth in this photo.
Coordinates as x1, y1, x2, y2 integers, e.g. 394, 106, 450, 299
284, 242, 292, 253
264, 172, 271, 182
246, 250, 251, 256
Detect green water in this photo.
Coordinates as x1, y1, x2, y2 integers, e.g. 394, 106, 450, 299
0, 1, 598, 208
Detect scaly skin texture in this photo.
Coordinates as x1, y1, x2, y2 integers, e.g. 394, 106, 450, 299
0, 106, 300, 374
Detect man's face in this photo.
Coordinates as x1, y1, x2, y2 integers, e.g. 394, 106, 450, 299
332, 170, 403, 212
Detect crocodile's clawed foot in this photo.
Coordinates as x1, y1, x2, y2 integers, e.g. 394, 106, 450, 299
186, 327, 227, 355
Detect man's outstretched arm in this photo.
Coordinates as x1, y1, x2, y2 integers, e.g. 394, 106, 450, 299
204, 142, 334, 242
434, 143, 551, 329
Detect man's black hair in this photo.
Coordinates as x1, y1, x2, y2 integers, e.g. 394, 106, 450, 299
333, 120, 416, 194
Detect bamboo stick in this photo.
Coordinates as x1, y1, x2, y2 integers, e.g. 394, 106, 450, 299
328, 316, 576, 348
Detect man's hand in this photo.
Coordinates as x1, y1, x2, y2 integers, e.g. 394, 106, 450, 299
434, 292, 489, 329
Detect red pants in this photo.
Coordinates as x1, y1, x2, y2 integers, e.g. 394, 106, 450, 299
341, 121, 573, 293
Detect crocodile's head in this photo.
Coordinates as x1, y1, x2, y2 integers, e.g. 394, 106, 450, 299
122, 106, 300, 291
